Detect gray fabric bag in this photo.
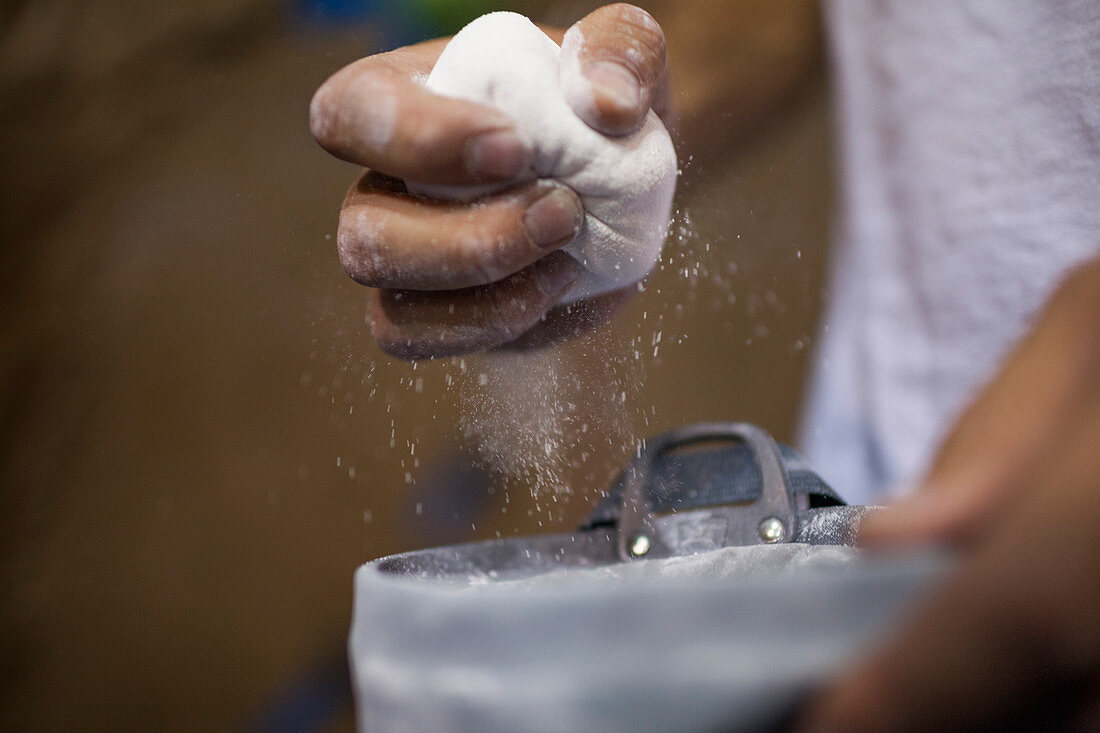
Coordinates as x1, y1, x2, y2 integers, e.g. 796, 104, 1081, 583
349, 423, 949, 732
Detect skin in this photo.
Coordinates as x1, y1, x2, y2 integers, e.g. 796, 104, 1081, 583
797, 258, 1100, 732
309, 4, 671, 359
309, 1, 821, 358
311, 3, 1100, 727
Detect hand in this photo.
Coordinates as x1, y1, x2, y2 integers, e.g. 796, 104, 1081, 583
799, 257, 1100, 731
309, 4, 670, 359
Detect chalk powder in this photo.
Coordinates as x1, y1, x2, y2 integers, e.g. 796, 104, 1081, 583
409, 11, 678, 301
458, 345, 642, 500
412, 13, 676, 499
457, 543, 860, 590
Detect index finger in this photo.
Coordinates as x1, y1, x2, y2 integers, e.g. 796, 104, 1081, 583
309, 39, 532, 185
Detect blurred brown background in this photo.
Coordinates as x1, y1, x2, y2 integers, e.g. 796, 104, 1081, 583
0, 1, 832, 729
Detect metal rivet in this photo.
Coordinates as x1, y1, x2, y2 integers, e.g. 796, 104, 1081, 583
628, 533, 651, 557
758, 517, 785, 544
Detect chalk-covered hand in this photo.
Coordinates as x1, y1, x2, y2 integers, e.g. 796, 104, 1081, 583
799, 257, 1100, 731
309, 4, 669, 359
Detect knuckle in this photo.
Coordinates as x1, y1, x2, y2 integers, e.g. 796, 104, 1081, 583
613, 4, 663, 40
337, 209, 386, 286
479, 285, 532, 340
458, 241, 506, 285
369, 293, 421, 359
309, 81, 339, 147
372, 328, 415, 359
314, 64, 403, 162
580, 4, 666, 74
371, 325, 416, 360
400, 113, 447, 160
452, 214, 528, 285
609, 5, 666, 72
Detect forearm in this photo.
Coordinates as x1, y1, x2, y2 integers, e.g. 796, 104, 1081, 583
535, 0, 821, 156
657, 0, 823, 155
524, 0, 823, 156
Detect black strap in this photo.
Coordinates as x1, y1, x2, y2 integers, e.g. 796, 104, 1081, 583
581, 441, 844, 530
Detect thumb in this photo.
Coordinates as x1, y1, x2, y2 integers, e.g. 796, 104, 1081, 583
559, 3, 670, 136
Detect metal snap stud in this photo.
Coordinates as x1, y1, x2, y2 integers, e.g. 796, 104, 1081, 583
758, 517, 785, 544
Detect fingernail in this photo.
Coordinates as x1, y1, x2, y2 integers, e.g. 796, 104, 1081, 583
466, 129, 530, 179
583, 60, 641, 113
525, 185, 584, 248
534, 251, 581, 296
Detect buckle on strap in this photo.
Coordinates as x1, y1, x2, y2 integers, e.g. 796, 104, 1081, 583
616, 423, 799, 561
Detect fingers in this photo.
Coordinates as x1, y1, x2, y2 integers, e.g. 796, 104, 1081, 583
338, 173, 584, 290
559, 3, 670, 135
310, 39, 532, 185
858, 257, 1100, 549
856, 481, 998, 549
369, 251, 583, 359
798, 568, 1054, 732
498, 286, 634, 351
800, 408, 1100, 732
805, 377, 1100, 732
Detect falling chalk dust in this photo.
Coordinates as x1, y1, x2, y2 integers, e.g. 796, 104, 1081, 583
310, 193, 717, 516
308, 14, 801, 523
410, 11, 677, 301
458, 342, 642, 500
458, 543, 860, 590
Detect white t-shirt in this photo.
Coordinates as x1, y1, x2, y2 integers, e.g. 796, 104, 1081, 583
801, 0, 1100, 505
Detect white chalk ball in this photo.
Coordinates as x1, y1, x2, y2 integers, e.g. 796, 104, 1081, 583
407, 12, 678, 301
